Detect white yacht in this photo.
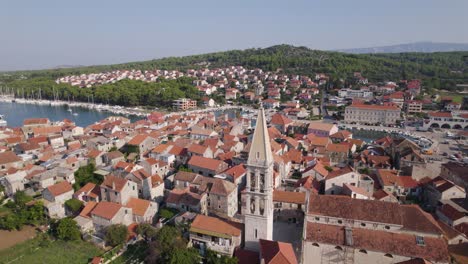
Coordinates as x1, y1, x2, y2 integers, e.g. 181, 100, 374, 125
0, 115, 7, 127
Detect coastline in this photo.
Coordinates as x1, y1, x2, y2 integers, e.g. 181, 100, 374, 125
0, 96, 150, 117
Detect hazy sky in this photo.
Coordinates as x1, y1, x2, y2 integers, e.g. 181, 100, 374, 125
2, 0, 468, 71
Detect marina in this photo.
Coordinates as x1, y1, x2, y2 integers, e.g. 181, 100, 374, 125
0, 100, 142, 127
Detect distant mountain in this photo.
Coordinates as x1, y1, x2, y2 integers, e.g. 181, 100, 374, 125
4, 44, 468, 90
337, 42, 468, 54
53, 65, 86, 69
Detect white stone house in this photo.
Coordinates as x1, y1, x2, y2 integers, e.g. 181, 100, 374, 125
42, 181, 74, 219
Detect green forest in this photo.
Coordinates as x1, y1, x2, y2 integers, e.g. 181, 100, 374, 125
3, 77, 200, 107
1, 44, 467, 106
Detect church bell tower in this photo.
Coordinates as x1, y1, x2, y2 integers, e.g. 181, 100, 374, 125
244, 106, 274, 251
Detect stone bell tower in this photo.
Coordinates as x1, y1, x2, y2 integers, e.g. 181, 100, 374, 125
243, 106, 274, 251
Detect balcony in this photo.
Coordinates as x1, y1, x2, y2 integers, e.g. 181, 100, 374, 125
190, 234, 233, 255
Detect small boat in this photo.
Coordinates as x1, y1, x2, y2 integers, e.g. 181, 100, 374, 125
72, 113, 79, 116
67, 108, 73, 112
0, 114, 7, 127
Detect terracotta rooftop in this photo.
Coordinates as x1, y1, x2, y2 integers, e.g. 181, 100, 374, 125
348, 103, 399, 111
0, 151, 21, 165
91, 201, 122, 220
428, 112, 452, 118
79, 201, 98, 218
101, 175, 128, 192
128, 134, 150, 145
259, 239, 298, 264
305, 222, 448, 263
23, 118, 49, 125
190, 214, 241, 238
125, 197, 151, 217
273, 190, 306, 205
223, 164, 246, 181
188, 156, 225, 171
270, 113, 293, 126
46, 181, 73, 197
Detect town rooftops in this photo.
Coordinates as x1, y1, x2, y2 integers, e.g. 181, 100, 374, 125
308, 122, 336, 131
325, 166, 354, 180
305, 222, 448, 263
190, 214, 241, 238
428, 112, 452, 118
128, 134, 150, 145
308, 194, 442, 235
259, 239, 298, 264
273, 190, 306, 205
101, 175, 128, 192
270, 113, 293, 126
188, 156, 225, 171
23, 118, 49, 125
91, 201, 122, 220
0, 151, 22, 165
125, 197, 152, 217
347, 103, 399, 111
223, 164, 246, 181
46, 181, 73, 197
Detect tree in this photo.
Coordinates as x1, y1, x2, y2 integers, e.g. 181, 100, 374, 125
0, 214, 20, 230
206, 249, 238, 264
73, 163, 102, 190
56, 218, 81, 241
27, 201, 46, 225
167, 248, 200, 264
65, 198, 83, 215
105, 224, 128, 247
136, 223, 158, 241
14, 191, 32, 207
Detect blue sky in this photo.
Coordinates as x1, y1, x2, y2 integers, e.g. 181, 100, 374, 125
1, 0, 467, 71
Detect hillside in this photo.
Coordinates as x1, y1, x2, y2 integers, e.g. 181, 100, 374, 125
337, 41, 468, 54
2, 44, 468, 91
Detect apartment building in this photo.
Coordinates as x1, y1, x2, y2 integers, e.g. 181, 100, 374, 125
344, 103, 401, 125
173, 98, 197, 110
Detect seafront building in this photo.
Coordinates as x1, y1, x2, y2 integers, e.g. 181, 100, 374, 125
344, 103, 401, 125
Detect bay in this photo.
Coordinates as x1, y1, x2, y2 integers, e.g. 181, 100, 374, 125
0, 101, 142, 127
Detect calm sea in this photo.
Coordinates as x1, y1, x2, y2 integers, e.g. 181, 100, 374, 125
0, 102, 141, 127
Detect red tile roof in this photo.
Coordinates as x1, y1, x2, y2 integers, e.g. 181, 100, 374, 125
273, 190, 306, 204
128, 134, 149, 145
46, 181, 73, 197
348, 103, 399, 110
125, 198, 151, 217
101, 175, 128, 192
305, 222, 448, 263
190, 214, 241, 237
223, 164, 246, 181
428, 112, 452, 118
91, 201, 122, 220
23, 118, 49, 125
271, 113, 293, 126
0, 151, 21, 165
188, 156, 225, 171
260, 239, 298, 264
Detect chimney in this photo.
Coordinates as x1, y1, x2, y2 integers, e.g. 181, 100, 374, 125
112, 181, 116, 190
344, 227, 353, 246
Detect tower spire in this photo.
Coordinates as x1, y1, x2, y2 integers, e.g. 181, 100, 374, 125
248, 106, 273, 166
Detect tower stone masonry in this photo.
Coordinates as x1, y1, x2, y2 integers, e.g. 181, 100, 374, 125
244, 107, 274, 252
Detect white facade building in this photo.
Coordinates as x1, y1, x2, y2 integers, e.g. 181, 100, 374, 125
344, 104, 401, 125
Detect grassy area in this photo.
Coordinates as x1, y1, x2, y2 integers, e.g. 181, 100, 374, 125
439, 92, 463, 103
159, 207, 179, 219
0, 206, 11, 216
0, 237, 103, 264
111, 242, 148, 264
